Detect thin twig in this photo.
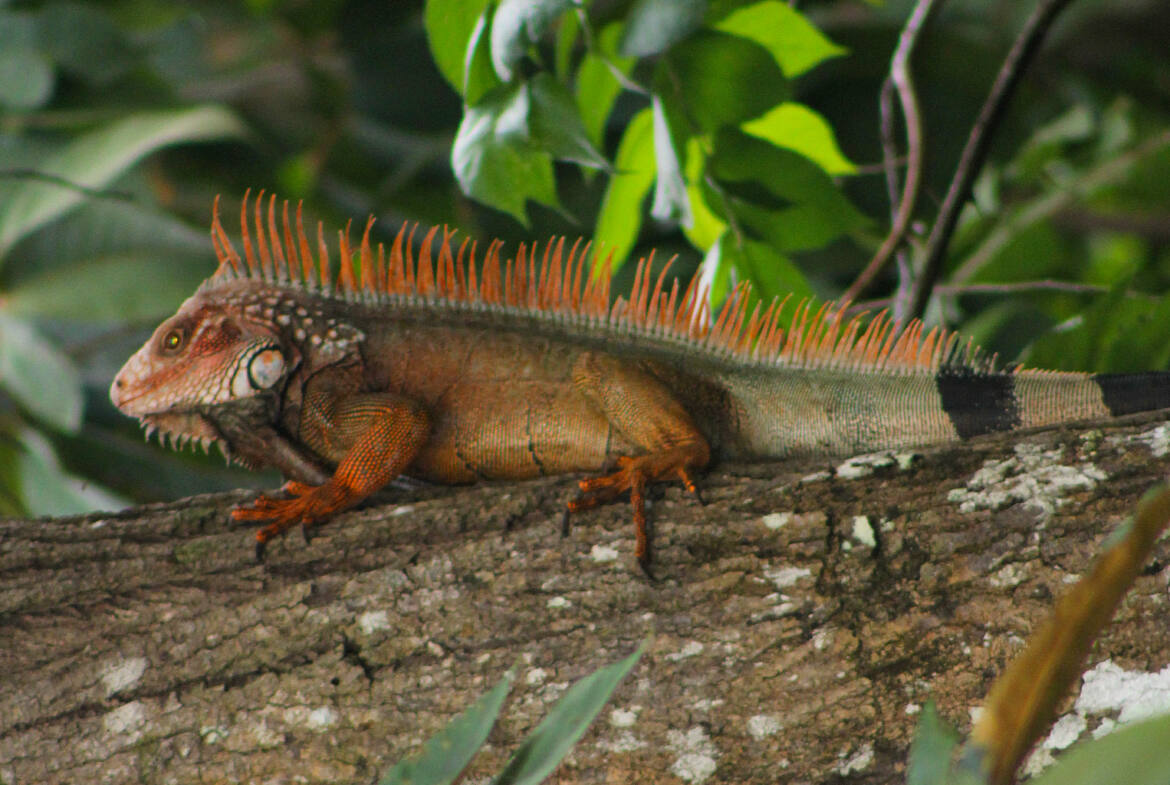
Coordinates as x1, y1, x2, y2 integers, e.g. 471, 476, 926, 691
842, 0, 939, 306
907, 0, 1078, 319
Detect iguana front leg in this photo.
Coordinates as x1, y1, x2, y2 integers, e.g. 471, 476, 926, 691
233, 390, 429, 559
567, 352, 711, 571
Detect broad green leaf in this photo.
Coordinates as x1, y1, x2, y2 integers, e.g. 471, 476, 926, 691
682, 138, 726, 251
490, 0, 574, 81
6, 254, 209, 322
553, 5, 578, 78
719, 233, 813, 305
528, 73, 610, 170
1029, 714, 1170, 785
14, 427, 127, 516
660, 32, 788, 134
1023, 291, 1170, 373
575, 23, 633, 147
742, 103, 856, 175
465, 10, 504, 105
710, 128, 867, 251
424, 0, 491, 93
0, 105, 245, 262
650, 94, 691, 225
493, 645, 644, 785
594, 108, 655, 267
451, 84, 559, 225
907, 703, 959, 785
379, 671, 513, 785
0, 312, 83, 432
713, 1, 846, 78
0, 46, 54, 110
619, 0, 707, 57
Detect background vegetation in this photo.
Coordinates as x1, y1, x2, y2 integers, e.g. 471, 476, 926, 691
2, 0, 1170, 515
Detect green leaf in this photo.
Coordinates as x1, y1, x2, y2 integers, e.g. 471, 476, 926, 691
1029, 713, 1170, 785
710, 128, 867, 251
594, 108, 655, 267
379, 672, 513, 785
575, 23, 633, 148
0, 312, 83, 432
424, 0, 492, 93
683, 137, 727, 251
660, 32, 788, 134
0, 46, 54, 110
742, 103, 856, 175
465, 9, 504, 105
493, 645, 644, 785
907, 703, 960, 785
528, 73, 610, 170
13, 427, 127, 516
1023, 291, 1170, 373
650, 94, 691, 225
5, 254, 209, 322
619, 0, 707, 57
490, 0, 574, 81
0, 105, 246, 262
719, 233, 813, 304
451, 83, 559, 225
713, 0, 846, 78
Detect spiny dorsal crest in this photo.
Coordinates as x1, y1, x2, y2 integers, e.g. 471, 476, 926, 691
207, 190, 998, 375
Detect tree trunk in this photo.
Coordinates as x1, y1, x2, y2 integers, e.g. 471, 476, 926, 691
3, 414, 1170, 785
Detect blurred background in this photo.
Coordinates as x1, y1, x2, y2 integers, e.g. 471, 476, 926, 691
2, 0, 1169, 516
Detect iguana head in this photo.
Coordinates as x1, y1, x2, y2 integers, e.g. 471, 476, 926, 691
110, 290, 292, 454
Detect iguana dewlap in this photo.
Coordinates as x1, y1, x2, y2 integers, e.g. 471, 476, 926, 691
111, 192, 1170, 566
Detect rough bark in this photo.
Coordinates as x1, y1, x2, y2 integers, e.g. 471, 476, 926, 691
3, 414, 1170, 785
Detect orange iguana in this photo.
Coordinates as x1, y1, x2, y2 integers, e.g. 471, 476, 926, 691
111, 192, 1170, 567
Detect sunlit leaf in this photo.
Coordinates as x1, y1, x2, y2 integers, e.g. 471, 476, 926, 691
742, 103, 856, 175
713, 0, 846, 77
0, 105, 245, 262
379, 672, 513, 785
0, 312, 83, 432
490, 0, 574, 81
1023, 291, 1170, 373
451, 83, 559, 225
575, 23, 633, 148
650, 95, 691, 225
493, 645, 644, 785
619, 0, 707, 57
424, 0, 491, 93
594, 108, 655, 268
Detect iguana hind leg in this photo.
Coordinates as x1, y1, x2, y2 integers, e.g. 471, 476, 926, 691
568, 352, 710, 569
233, 391, 429, 559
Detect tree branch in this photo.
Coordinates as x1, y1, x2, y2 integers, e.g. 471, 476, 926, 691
908, 0, 1079, 319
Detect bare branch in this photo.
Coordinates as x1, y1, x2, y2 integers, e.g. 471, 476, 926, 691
842, 0, 939, 308
907, 0, 1079, 320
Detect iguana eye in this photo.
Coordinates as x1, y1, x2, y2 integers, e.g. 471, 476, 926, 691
161, 328, 187, 354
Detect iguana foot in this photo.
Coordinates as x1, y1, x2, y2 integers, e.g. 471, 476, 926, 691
566, 447, 704, 570
233, 479, 350, 561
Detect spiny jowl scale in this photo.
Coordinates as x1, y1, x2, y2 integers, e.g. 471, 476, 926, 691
208, 190, 992, 376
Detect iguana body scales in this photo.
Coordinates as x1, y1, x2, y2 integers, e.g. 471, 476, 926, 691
110, 193, 1170, 565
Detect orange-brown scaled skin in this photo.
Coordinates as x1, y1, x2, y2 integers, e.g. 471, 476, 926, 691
113, 193, 1170, 568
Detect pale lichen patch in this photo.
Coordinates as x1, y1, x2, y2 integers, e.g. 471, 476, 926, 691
763, 565, 811, 590
589, 544, 619, 562
101, 656, 148, 697
103, 700, 147, 739
666, 641, 704, 661
358, 610, 390, 635
746, 714, 782, 739
834, 742, 874, 775
667, 726, 720, 783
947, 443, 1106, 520
761, 512, 791, 530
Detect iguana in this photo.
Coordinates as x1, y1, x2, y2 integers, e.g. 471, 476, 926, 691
111, 192, 1170, 567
